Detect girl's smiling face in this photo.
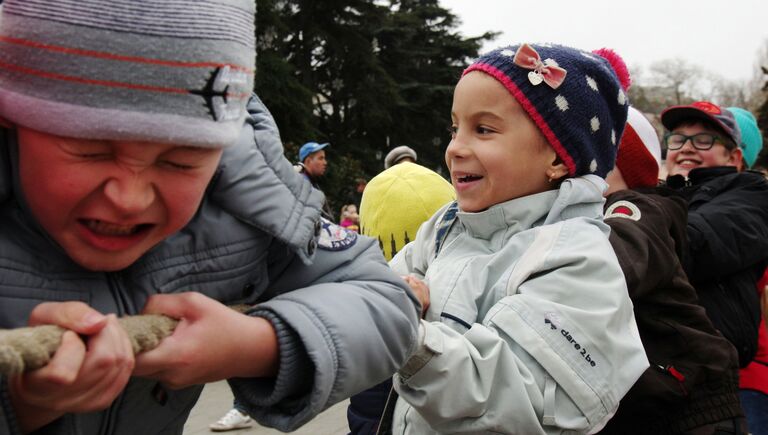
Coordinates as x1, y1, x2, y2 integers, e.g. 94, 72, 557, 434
446, 71, 565, 212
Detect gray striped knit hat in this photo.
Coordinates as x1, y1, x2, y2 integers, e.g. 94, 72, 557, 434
0, 0, 255, 148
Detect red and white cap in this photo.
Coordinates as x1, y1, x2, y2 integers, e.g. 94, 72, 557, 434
616, 107, 661, 188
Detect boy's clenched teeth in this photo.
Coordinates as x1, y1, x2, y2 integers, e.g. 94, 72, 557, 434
81, 219, 149, 236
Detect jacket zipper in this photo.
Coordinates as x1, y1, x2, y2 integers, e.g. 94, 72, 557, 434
100, 273, 129, 435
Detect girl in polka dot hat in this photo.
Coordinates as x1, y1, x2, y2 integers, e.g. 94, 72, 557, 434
386, 43, 647, 434
464, 43, 631, 178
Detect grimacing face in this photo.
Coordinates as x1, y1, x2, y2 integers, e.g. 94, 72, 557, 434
446, 71, 564, 212
18, 127, 223, 271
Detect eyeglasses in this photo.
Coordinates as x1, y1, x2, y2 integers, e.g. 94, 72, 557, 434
663, 132, 728, 151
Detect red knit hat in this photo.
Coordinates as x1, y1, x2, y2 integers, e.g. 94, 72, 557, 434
616, 107, 661, 188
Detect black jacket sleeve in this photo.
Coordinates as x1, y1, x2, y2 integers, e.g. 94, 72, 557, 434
685, 172, 768, 281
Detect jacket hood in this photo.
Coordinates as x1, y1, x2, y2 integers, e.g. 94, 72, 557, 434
210, 95, 324, 263
544, 174, 607, 225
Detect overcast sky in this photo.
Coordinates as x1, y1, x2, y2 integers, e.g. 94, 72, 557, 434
439, 0, 767, 84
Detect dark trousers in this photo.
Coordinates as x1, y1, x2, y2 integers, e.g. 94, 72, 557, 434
740, 389, 768, 435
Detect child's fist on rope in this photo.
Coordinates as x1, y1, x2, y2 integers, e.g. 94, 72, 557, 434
8, 302, 134, 432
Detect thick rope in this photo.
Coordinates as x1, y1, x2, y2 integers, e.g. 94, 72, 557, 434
0, 305, 251, 376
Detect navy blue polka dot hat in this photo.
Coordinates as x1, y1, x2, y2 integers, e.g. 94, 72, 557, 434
464, 43, 631, 178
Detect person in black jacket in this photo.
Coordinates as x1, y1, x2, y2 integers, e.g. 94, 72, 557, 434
661, 101, 768, 369
599, 107, 744, 434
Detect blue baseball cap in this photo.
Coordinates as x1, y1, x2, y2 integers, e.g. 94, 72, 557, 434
299, 141, 330, 162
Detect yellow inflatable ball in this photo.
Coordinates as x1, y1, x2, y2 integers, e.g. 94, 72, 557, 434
359, 162, 455, 261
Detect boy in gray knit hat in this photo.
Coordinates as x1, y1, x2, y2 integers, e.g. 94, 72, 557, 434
0, 1, 419, 434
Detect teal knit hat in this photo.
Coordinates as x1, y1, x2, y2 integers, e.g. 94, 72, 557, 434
727, 107, 763, 168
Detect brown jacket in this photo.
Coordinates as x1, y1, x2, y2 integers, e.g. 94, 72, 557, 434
599, 188, 741, 435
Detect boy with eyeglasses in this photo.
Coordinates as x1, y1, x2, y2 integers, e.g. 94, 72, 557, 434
662, 102, 768, 380
596, 107, 745, 434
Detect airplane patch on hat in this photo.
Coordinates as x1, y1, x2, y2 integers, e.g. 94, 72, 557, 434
605, 200, 641, 221
189, 66, 249, 122
318, 218, 357, 251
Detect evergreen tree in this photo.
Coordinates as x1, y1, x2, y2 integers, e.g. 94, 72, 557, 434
255, 0, 317, 151
281, 0, 396, 208
254, 0, 495, 211
754, 66, 768, 171
378, 0, 495, 171
758, 67, 768, 139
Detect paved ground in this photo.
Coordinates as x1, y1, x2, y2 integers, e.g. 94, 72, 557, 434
183, 381, 349, 435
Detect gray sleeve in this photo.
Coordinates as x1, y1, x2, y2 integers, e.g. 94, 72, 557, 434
229, 234, 420, 431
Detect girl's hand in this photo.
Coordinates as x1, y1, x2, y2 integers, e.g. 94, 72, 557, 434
403, 275, 430, 318
133, 292, 278, 389
9, 302, 134, 433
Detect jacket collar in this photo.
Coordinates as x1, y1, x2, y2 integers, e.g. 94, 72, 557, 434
456, 175, 607, 240
666, 166, 737, 189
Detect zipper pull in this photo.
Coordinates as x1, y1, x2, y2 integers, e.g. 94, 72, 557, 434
659, 364, 688, 395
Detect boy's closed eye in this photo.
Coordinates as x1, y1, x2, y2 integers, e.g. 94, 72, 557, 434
59, 139, 210, 172
157, 160, 197, 171
59, 141, 112, 161
158, 147, 217, 171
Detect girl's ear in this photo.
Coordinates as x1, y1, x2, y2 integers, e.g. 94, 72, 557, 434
546, 155, 569, 181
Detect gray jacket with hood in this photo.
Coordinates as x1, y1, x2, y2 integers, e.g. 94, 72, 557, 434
0, 95, 420, 434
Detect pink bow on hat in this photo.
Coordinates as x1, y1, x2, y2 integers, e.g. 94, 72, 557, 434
513, 43, 567, 89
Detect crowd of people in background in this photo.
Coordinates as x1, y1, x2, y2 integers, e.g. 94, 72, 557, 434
273, 56, 768, 435
217, 90, 768, 435
218, 45, 768, 435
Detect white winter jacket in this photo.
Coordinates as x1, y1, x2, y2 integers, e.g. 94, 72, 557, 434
390, 175, 648, 434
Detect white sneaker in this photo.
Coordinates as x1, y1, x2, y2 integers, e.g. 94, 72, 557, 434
209, 408, 253, 432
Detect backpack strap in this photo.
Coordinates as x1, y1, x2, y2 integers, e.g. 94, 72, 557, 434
374, 202, 458, 434
374, 386, 398, 435
434, 201, 459, 256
